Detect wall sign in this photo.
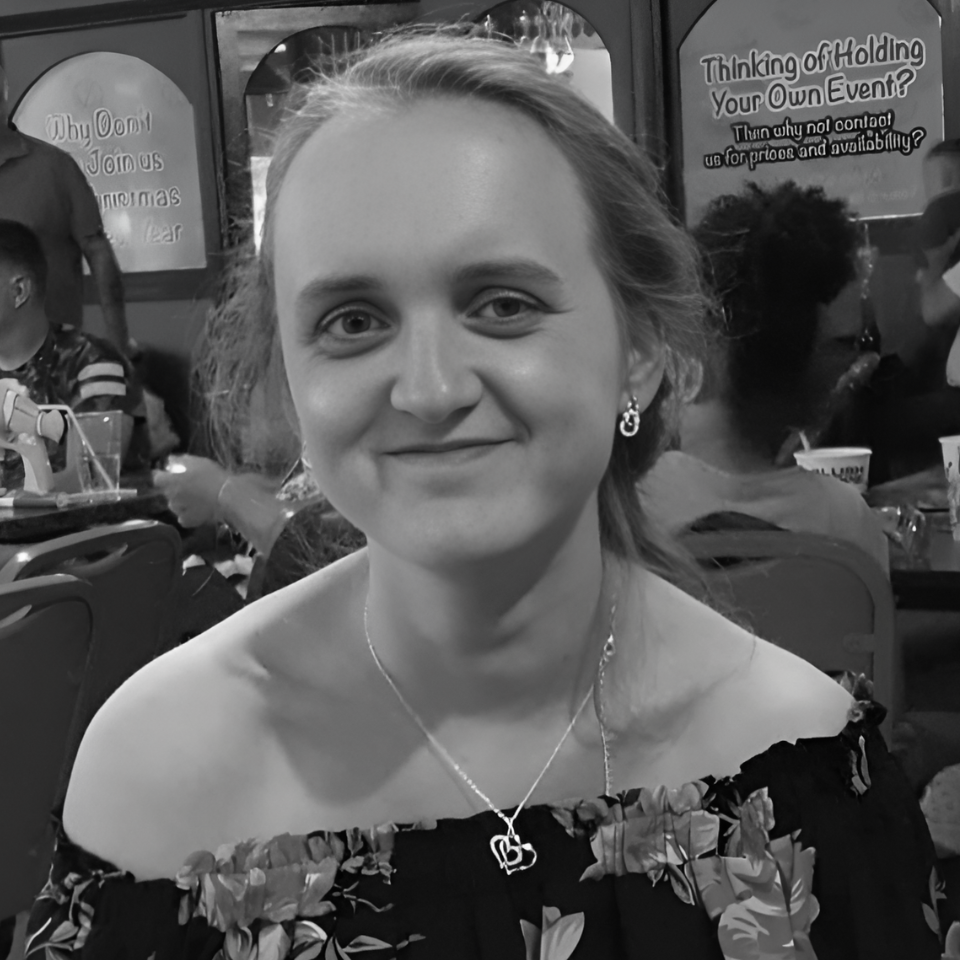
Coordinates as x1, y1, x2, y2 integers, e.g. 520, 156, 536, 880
680, 0, 943, 223
14, 51, 207, 272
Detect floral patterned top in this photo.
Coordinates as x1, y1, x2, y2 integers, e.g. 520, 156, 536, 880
25, 674, 949, 960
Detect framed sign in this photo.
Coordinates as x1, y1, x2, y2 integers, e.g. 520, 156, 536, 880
14, 51, 207, 272
680, 0, 943, 223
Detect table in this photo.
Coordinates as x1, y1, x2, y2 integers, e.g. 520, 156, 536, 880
866, 468, 960, 609
0, 476, 171, 544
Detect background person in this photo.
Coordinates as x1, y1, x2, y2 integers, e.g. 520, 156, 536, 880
0, 64, 132, 355
641, 181, 889, 573
917, 138, 960, 334
153, 452, 366, 608
30, 26, 945, 959
0, 219, 147, 488
153, 453, 309, 557
825, 140, 960, 481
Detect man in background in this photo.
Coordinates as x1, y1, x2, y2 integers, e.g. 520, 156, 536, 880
0, 63, 132, 355
0, 219, 148, 489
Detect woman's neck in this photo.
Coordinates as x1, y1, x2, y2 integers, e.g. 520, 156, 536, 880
678, 399, 776, 474
361, 509, 619, 725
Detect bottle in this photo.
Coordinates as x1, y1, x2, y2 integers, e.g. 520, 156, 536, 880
858, 294, 881, 354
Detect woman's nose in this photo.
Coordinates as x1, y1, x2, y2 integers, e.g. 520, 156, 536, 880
389, 316, 482, 423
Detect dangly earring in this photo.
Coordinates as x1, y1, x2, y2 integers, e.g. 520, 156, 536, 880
619, 396, 641, 437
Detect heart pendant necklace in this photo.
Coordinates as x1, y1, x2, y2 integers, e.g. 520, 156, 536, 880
363, 595, 616, 875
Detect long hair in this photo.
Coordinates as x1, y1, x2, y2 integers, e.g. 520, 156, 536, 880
198, 21, 712, 592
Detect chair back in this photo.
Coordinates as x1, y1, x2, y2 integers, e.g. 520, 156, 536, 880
0, 574, 95, 918
681, 529, 899, 742
0, 519, 182, 747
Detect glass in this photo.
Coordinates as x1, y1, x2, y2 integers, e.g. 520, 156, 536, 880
874, 504, 929, 568
73, 411, 123, 496
939, 435, 960, 542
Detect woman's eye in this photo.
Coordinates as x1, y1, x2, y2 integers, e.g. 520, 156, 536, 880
320, 310, 386, 339
474, 293, 540, 322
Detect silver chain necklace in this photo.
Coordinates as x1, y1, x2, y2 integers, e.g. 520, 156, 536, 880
362, 597, 617, 875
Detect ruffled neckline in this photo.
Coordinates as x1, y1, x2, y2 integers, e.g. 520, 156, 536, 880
55, 672, 882, 890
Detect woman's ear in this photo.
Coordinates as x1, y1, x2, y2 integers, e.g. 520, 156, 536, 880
622, 338, 667, 413
677, 357, 705, 405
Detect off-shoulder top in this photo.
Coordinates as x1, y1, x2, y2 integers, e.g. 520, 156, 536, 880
24, 674, 949, 960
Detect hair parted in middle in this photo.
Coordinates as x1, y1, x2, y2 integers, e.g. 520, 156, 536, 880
198, 20, 712, 586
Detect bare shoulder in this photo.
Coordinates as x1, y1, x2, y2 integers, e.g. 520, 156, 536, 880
729, 634, 856, 739
63, 552, 365, 879
62, 624, 257, 878
689, 612, 857, 775
634, 572, 855, 780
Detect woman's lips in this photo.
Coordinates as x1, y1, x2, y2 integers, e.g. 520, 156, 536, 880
388, 440, 509, 463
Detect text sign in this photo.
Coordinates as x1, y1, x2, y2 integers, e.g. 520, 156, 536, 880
14, 52, 207, 271
680, 0, 943, 223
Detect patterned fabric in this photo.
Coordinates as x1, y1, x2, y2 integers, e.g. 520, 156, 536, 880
0, 325, 148, 488
25, 673, 948, 959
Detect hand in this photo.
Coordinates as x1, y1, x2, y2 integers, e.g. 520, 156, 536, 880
152, 454, 230, 528
920, 226, 960, 281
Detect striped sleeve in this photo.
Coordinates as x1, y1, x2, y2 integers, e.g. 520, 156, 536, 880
76, 361, 128, 401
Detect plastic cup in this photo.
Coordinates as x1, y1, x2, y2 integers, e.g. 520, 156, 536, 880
793, 446, 872, 494
939, 435, 960, 541
73, 410, 122, 495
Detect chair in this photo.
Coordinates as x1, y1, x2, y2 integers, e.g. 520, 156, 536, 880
680, 529, 900, 743
0, 574, 95, 920
0, 520, 182, 767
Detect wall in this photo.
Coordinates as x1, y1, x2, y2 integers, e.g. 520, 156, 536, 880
1, 10, 221, 445
1, 0, 187, 14
1, 11, 220, 299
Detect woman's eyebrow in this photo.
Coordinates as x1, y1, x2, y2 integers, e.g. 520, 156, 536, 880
293, 257, 565, 311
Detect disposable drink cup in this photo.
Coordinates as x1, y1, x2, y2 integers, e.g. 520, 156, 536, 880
939, 435, 960, 541
73, 410, 122, 496
793, 446, 872, 494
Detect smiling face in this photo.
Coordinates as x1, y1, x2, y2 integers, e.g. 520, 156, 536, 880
272, 96, 659, 568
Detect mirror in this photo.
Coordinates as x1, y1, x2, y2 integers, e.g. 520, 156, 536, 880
474, 1, 613, 122
245, 27, 372, 250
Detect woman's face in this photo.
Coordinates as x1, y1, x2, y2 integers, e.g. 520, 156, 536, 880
272, 96, 656, 566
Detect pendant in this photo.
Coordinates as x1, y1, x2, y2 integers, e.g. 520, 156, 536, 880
490, 830, 537, 874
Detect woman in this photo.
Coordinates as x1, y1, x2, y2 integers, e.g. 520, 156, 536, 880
28, 25, 944, 958
641, 181, 890, 573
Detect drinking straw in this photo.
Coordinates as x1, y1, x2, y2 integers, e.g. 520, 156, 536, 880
799, 431, 812, 451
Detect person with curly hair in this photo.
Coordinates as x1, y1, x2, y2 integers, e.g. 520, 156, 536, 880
26, 26, 944, 960
642, 180, 889, 572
